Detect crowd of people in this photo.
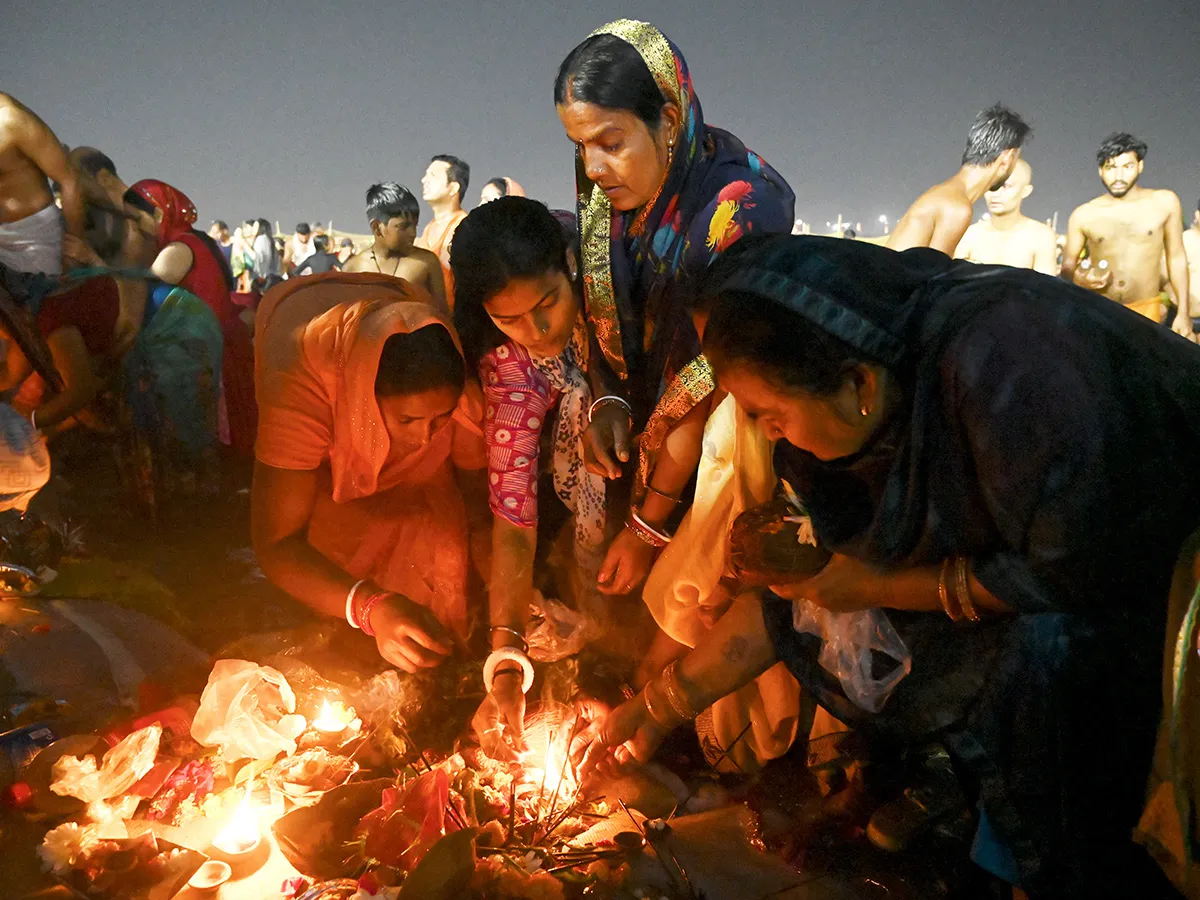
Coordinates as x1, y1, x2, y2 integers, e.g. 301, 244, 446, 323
2, 16, 1200, 899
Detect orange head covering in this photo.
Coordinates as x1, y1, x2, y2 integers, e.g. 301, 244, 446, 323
255, 272, 483, 502
129, 179, 198, 245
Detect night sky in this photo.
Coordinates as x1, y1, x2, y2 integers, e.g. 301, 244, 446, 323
7, 0, 1198, 236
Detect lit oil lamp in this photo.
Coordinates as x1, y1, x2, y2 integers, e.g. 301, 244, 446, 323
312, 700, 359, 735
212, 785, 261, 861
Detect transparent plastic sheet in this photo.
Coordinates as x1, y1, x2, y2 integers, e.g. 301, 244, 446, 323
792, 600, 912, 713
50, 724, 162, 803
190, 659, 307, 760
526, 591, 588, 663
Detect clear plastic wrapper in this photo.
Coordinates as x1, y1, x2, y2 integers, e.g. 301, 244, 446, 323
190, 659, 306, 760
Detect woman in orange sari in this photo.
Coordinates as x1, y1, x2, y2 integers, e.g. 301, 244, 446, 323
251, 271, 488, 670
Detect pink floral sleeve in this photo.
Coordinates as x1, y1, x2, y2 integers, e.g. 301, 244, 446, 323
479, 342, 557, 528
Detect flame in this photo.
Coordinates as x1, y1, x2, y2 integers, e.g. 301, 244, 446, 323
516, 709, 578, 814
312, 699, 356, 733
214, 785, 260, 853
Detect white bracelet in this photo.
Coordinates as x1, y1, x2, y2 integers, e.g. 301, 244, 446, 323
483, 647, 535, 694
587, 394, 632, 424
345, 579, 367, 628
30, 411, 37, 432
631, 509, 672, 545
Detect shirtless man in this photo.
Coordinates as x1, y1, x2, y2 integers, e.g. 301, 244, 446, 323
955, 159, 1058, 274
1181, 198, 1200, 332
416, 155, 469, 266
888, 104, 1031, 255
0, 94, 83, 275
342, 182, 447, 313
1061, 133, 1192, 337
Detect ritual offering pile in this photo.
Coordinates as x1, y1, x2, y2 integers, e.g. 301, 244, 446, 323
3, 652, 814, 900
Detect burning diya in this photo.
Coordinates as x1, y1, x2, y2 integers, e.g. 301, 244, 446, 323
211, 785, 262, 862
308, 700, 361, 747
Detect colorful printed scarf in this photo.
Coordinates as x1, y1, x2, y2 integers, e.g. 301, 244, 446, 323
573, 19, 795, 490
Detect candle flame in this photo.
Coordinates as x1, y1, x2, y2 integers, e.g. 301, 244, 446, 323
312, 699, 356, 732
214, 785, 260, 853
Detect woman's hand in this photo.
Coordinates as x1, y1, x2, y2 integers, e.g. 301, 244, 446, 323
576, 694, 670, 783
472, 673, 526, 763
769, 553, 886, 613
583, 403, 632, 479
596, 527, 657, 595
369, 595, 453, 673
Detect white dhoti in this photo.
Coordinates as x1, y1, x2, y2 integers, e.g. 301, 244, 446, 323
0, 204, 63, 276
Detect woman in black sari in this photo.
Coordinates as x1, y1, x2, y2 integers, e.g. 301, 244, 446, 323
579, 234, 1200, 897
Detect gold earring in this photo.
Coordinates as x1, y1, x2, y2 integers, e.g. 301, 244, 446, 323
860, 404, 869, 417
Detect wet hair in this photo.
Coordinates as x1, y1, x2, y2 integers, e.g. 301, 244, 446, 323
295, 222, 311, 236
450, 197, 575, 366
121, 187, 157, 217
256, 218, 274, 238
340, 237, 354, 248
76, 148, 118, 178
1096, 132, 1148, 167
483, 177, 510, 197
842, 228, 857, 239
431, 155, 470, 202
554, 33, 667, 130
313, 234, 329, 253
365, 182, 419, 226
211, 219, 228, 231
700, 238, 873, 397
961, 104, 1032, 166
375, 324, 466, 396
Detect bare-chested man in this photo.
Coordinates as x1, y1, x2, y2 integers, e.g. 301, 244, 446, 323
888, 104, 1031, 255
1062, 133, 1192, 338
0, 94, 83, 275
955, 159, 1058, 274
1182, 198, 1200, 331
341, 182, 447, 313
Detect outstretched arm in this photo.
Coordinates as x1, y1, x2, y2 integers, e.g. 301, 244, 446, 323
1059, 210, 1086, 283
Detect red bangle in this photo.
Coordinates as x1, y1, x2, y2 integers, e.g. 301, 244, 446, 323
357, 591, 390, 636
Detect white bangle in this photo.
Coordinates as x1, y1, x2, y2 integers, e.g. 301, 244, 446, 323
483, 647, 535, 694
30, 411, 37, 432
587, 394, 632, 424
345, 579, 367, 628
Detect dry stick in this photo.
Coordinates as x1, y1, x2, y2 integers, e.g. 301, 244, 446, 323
538, 717, 584, 843
619, 800, 699, 900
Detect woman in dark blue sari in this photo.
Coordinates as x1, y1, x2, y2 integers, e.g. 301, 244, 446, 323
579, 234, 1200, 897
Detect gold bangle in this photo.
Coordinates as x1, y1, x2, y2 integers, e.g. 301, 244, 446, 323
642, 683, 677, 729
954, 555, 981, 622
645, 484, 682, 504
938, 558, 962, 621
661, 661, 698, 721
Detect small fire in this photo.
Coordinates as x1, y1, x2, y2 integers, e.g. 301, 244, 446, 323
213, 785, 260, 854
312, 699, 357, 734
516, 709, 579, 815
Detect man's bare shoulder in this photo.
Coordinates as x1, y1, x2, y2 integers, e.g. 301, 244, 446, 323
408, 245, 442, 270
1018, 218, 1057, 239
1147, 188, 1183, 211
340, 252, 371, 273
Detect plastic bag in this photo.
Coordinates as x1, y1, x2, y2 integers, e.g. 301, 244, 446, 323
792, 601, 912, 713
190, 659, 306, 761
527, 592, 587, 662
51, 724, 162, 803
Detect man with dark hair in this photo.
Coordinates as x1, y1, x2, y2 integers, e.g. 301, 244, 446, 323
291, 233, 341, 276
888, 104, 1030, 254
69, 145, 128, 214
208, 220, 233, 266
283, 221, 314, 275
417, 154, 470, 271
343, 182, 447, 311
1062, 133, 1192, 336
0, 93, 84, 275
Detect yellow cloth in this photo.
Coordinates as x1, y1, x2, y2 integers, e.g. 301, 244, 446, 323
1127, 293, 1168, 322
641, 394, 801, 771
1136, 528, 1200, 898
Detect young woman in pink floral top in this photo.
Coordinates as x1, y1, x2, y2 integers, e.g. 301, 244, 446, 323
451, 198, 607, 759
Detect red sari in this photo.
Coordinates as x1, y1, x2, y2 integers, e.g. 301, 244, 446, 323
131, 179, 257, 453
